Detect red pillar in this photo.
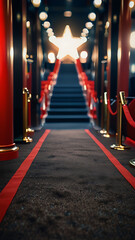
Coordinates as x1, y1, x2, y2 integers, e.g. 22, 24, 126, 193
27, 64, 32, 128
107, 0, 112, 99
0, 0, 19, 161
117, 0, 131, 96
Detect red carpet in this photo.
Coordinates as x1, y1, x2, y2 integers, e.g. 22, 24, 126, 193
0, 129, 50, 222
85, 129, 135, 189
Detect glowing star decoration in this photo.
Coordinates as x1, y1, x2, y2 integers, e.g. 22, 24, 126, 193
49, 25, 87, 60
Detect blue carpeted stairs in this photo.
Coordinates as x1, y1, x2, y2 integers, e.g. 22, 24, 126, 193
45, 64, 90, 124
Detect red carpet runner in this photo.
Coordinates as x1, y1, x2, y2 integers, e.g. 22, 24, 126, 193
85, 129, 135, 190
0, 130, 50, 223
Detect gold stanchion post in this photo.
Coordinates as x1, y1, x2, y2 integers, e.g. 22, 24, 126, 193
100, 92, 107, 134
103, 92, 110, 138
110, 91, 129, 150
23, 88, 32, 143
27, 93, 34, 135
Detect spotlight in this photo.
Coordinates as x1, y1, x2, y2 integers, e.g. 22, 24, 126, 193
88, 12, 96, 21
80, 51, 88, 59
39, 12, 48, 21
64, 11, 72, 17
93, 0, 102, 8
26, 21, 30, 28
130, 31, 135, 48
46, 28, 53, 33
81, 32, 86, 37
129, 1, 135, 8
83, 28, 89, 34
48, 52, 56, 63
43, 21, 50, 28
31, 0, 41, 7
85, 22, 93, 29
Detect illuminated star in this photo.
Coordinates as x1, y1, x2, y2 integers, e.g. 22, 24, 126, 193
49, 25, 87, 60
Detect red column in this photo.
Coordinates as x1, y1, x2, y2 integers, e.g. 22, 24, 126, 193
107, 0, 112, 99
22, 0, 27, 88
0, 0, 19, 161
117, 0, 131, 96
27, 63, 32, 128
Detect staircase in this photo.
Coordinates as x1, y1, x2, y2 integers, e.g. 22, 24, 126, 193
45, 64, 90, 124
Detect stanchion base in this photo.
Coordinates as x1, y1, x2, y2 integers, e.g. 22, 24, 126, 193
0, 146, 19, 161
110, 144, 130, 150
103, 133, 110, 138
23, 137, 33, 143
100, 129, 107, 134
129, 159, 135, 167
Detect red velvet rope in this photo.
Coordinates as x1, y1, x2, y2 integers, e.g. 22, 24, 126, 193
123, 104, 135, 128
107, 99, 117, 116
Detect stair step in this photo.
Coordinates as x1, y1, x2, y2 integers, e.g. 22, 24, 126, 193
54, 84, 82, 89
52, 94, 84, 97
51, 98, 85, 103
53, 90, 83, 94
46, 115, 90, 123
49, 102, 87, 108
48, 108, 88, 115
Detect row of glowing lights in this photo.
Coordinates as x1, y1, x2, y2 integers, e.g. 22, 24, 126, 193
32, 0, 135, 9
48, 51, 88, 64
31, 0, 102, 8
30, 0, 135, 63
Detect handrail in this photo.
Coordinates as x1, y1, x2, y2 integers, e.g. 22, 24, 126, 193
75, 61, 97, 119
39, 59, 61, 121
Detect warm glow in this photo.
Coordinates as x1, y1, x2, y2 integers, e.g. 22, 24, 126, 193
85, 22, 93, 29
80, 36, 87, 42
107, 49, 111, 61
48, 31, 54, 37
117, 48, 121, 61
88, 12, 96, 21
131, 64, 135, 73
31, 0, 41, 7
43, 21, 50, 28
49, 35, 56, 42
39, 12, 48, 21
64, 11, 72, 17
81, 32, 86, 37
93, 0, 102, 8
113, 15, 117, 22
129, 1, 135, 8
48, 52, 56, 63
47, 28, 53, 33
10, 47, 14, 60
83, 28, 89, 34
23, 47, 27, 61
130, 31, 135, 48
17, 13, 21, 21
49, 25, 87, 60
26, 21, 30, 28
105, 21, 110, 29
80, 51, 88, 59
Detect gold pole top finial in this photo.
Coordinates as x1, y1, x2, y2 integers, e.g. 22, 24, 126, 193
119, 91, 127, 105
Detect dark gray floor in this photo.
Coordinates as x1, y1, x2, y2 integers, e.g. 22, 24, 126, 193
0, 129, 135, 240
